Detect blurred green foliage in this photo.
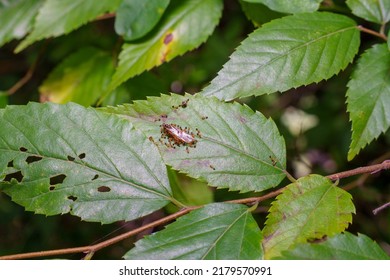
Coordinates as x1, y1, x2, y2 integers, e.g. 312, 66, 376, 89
0, 0, 389, 258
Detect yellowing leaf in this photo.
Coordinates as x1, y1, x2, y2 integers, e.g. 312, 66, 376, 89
40, 47, 114, 106
262, 175, 355, 259
107, 0, 223, 93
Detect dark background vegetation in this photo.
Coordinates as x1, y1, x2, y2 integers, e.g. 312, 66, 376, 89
0, 1, 389, 258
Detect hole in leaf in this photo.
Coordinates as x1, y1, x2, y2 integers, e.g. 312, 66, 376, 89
26, 155, 43, 164
97, 186, 111, 193
67, 155, 75, 161
49, 174, 66, 185
7, 160, 14, 167
78, 153, 86, 159
68, 195, 77, 201
3, 171, 23, 183
92, 174, 99, 181
49, 186, 55, 191
19, 147, 28, 152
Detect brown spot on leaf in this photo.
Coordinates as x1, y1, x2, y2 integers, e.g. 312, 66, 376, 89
160, 50, 169, 63
160, 32, 174, 63
164, 33, 173, 45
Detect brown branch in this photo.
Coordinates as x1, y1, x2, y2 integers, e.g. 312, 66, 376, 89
226, 187, 285, 205
338, 153, 390, 191
1, 160, 389, 260
373, 202, 390, 215
358, 25, 388, 41
6, 42, 48, 95
326, 160, 390, 181
0, 207, 196, 260
7, 62, 37, 95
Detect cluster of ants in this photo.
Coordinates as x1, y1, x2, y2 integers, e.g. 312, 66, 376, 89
148, 99, 215, 170
149, 99, 199, 153
149, 98, 279, 171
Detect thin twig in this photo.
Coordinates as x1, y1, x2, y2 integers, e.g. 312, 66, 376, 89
1, 160, 390, 260
373, 202, 390, 215
358, 25, 388, 41
226, 188, 285, 205
342, 152, 390, 191
0, 207, 196, 260
326, 160, 390, 181
6, 42, 48, 95
6, 62, 37, 95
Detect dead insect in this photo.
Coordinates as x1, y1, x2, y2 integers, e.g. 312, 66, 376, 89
161, 123, 196, 145
160, 123, 198, 153
209, 165, 216, 170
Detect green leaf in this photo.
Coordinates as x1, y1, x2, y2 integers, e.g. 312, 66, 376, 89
346, 0, 390, 24
240, 1, 285, 27
202, 12, 360, 101
15, 0, 122, 52
107, 0, 223, 93
0, 102, 172, 224
123, 203, 263, 260
0, 0, 43, 47
346, 44, 390, 160
278, 232, 390, 260
0, 91, 8, 108
262, 174, 355, 259
167, 168, 213, 207
102, 93, 286, 193
39, 47, 114, 106
115, 0, 170, 41
388, 29, 390, 50
242, 0, 322, 14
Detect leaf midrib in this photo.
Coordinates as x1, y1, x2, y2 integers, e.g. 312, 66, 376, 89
202, 136, 284, 172
201, 209, 249, 259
